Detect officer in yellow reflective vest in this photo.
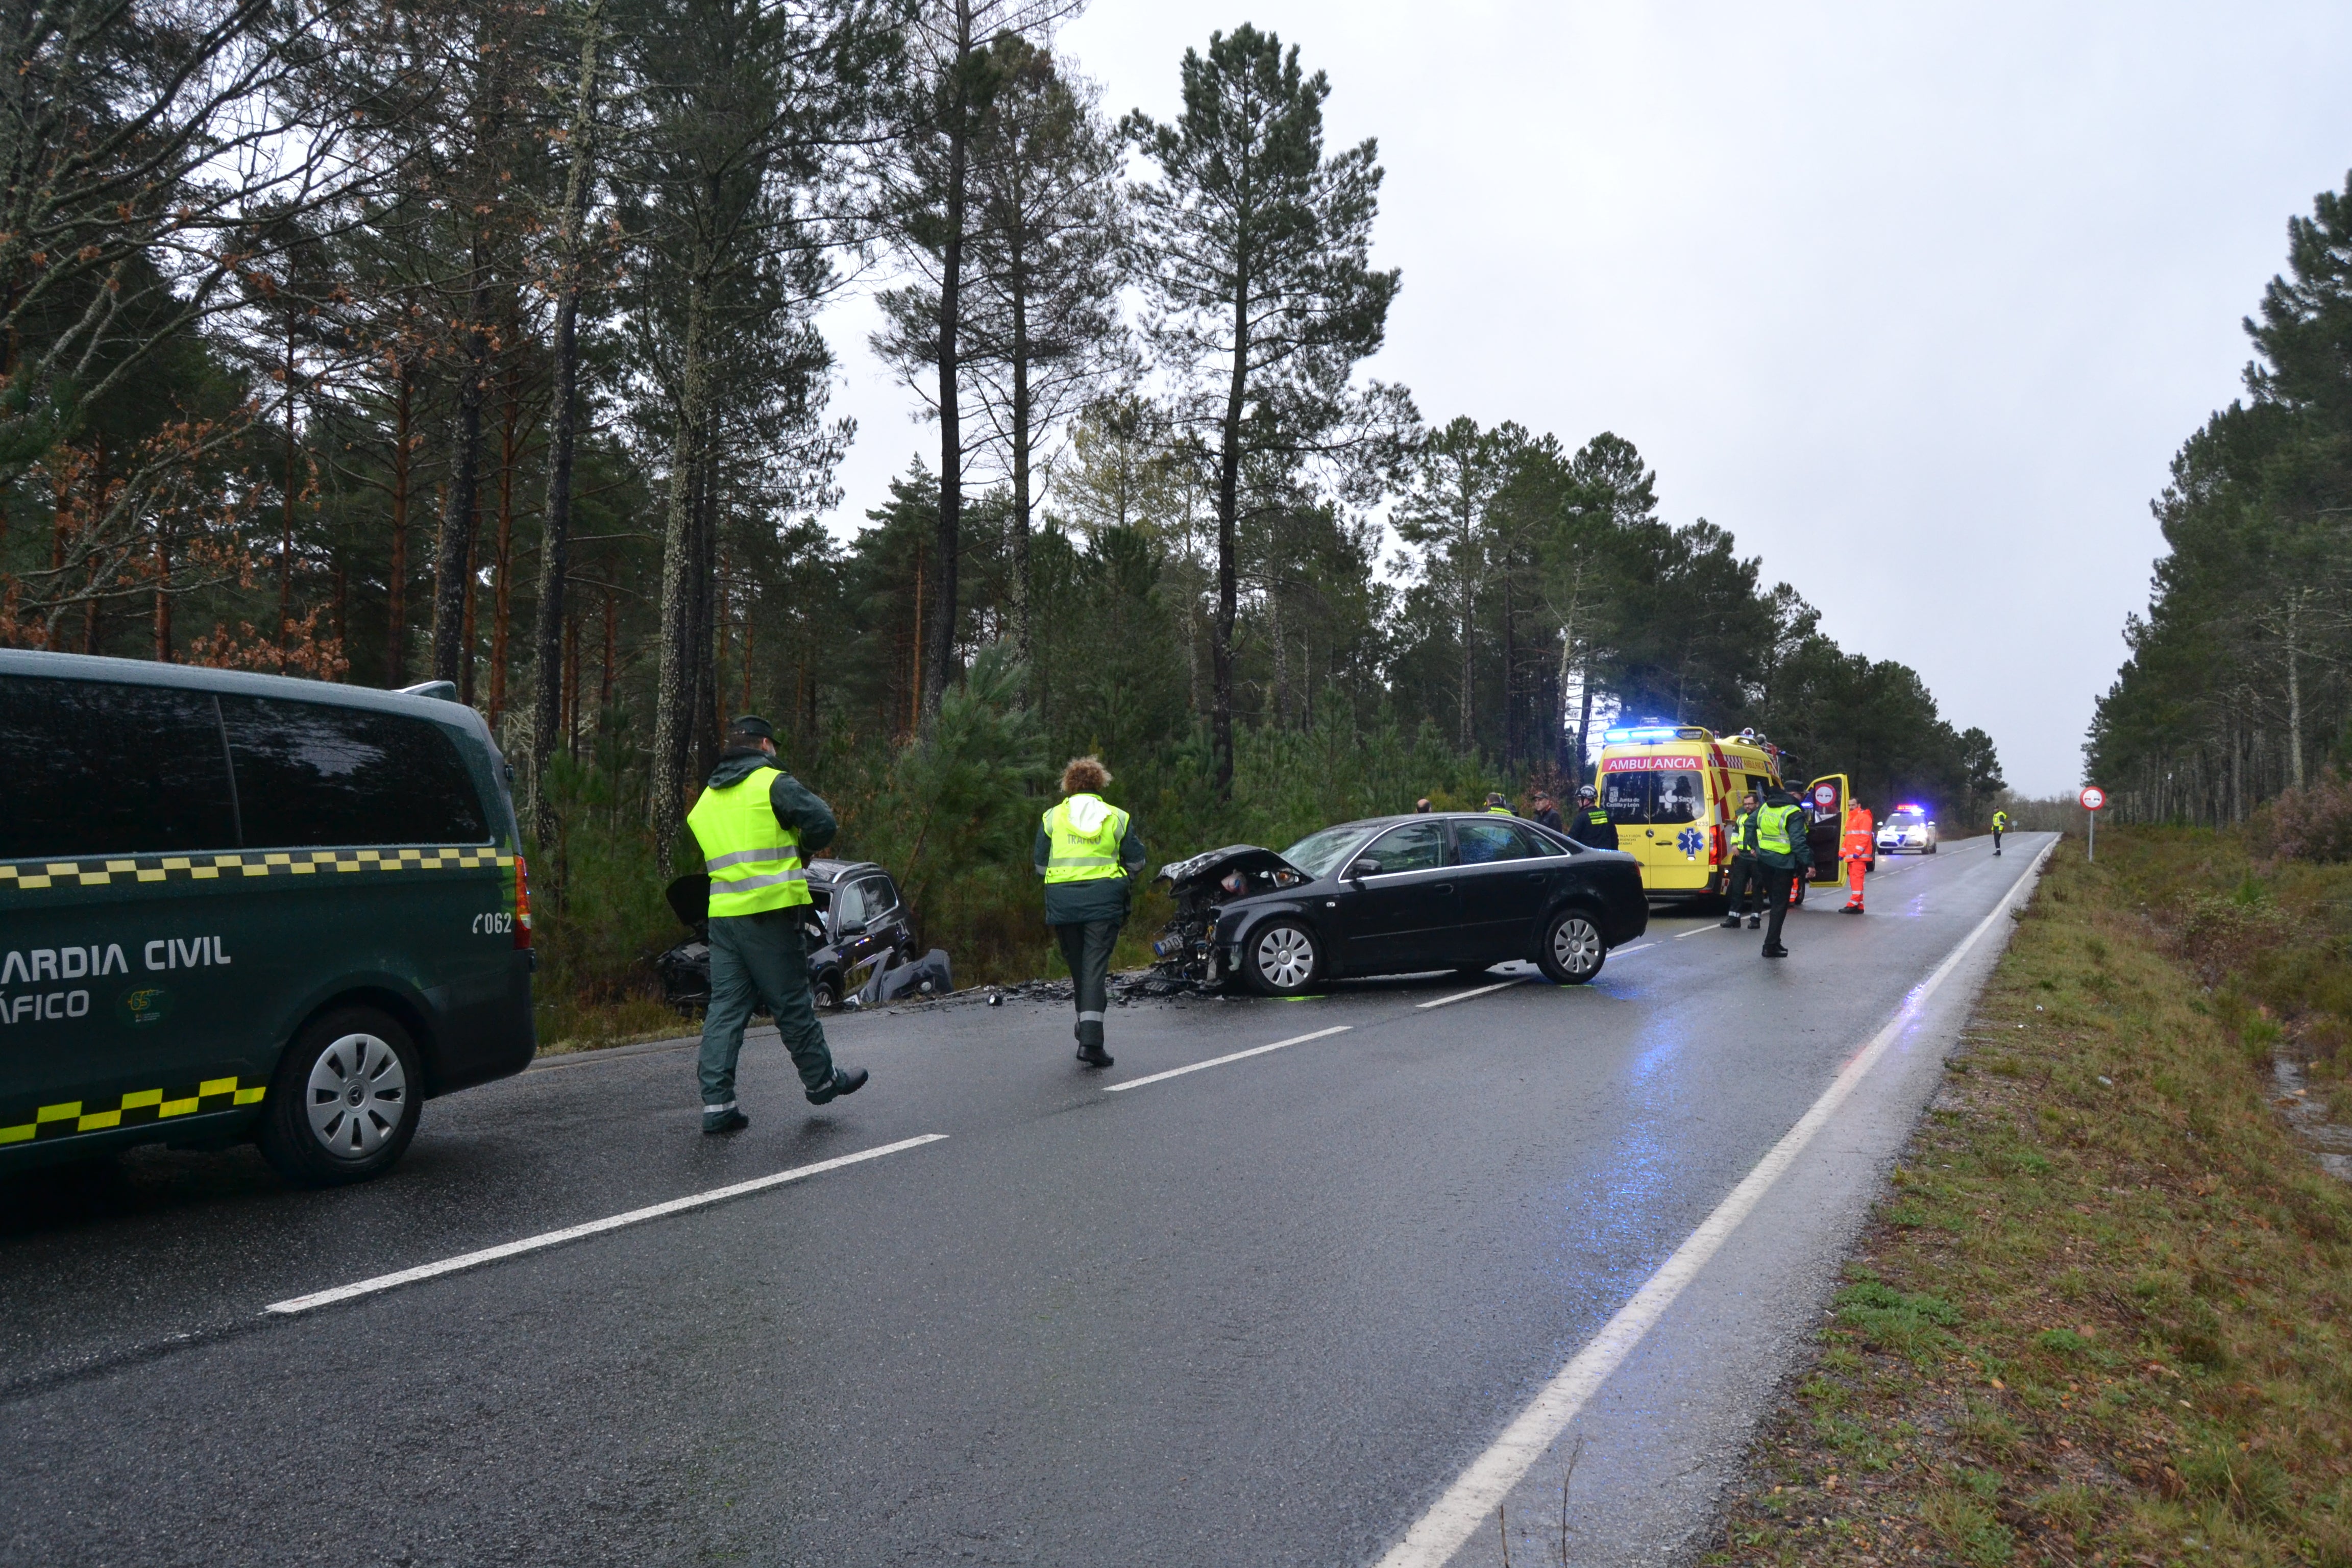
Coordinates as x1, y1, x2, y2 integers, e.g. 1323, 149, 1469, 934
685, 717, 866, 1133
1484, 792, 1514, 815
1753, 787, 1812, 959
1991, 808, 2010, 856
1036, 755, 1146, 1068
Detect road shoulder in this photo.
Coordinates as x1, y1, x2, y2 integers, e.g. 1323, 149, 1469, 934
1701, 835, 2352, 1566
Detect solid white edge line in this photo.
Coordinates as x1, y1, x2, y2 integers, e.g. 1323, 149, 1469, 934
1611, 942, 1654, 956
1102, 1025, 1353, 1092
1416, 979, 1522, 1010
1370, 839, 2056, 1568
263, 1134, 950, 1315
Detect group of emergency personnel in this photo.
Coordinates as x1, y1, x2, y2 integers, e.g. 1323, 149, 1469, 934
684, 715, 2011, 1125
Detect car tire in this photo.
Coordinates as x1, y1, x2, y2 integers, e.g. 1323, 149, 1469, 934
257, 1006, 424, 1188
812, 973, 841, 1011
1928, 842, 1939, 854
1537, 908, 1608, 986
1242, 920, 1324, 996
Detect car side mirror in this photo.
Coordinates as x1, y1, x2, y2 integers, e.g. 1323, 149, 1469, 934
1346, 857, 1382, 881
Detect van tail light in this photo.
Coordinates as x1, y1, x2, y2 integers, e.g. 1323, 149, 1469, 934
1710, 824, 1725, 864
513, 853, 534, 949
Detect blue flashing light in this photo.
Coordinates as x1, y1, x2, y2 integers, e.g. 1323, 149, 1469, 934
1604, 725, 1683, 745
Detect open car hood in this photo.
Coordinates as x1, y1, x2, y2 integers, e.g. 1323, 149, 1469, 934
1156, 844, 1305, 890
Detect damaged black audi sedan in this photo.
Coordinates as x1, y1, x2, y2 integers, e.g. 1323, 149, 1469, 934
1152, 813, 1647, 996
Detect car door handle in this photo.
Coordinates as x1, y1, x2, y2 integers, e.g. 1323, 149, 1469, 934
1432, 883, 1455, 895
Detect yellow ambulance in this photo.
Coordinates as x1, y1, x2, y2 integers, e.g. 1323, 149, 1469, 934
1594, 724, 1857, 900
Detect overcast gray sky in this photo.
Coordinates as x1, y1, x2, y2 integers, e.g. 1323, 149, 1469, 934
816, 2, 2352, 797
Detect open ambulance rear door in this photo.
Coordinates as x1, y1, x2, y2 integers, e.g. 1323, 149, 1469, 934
1803, 774, 1849, 884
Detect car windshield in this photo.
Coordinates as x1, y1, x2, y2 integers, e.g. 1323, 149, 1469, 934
1602, 768, 1705, 825
1888, 811, 1925, 826
1282, 824, 1374, 878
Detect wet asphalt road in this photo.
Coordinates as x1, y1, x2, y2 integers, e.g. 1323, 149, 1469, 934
0, 836, 2051, 1568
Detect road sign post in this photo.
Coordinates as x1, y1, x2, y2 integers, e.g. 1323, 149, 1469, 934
2079, 786, 2106, 861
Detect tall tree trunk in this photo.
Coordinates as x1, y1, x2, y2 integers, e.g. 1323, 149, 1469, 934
279, 323, 297, 672
923, 1, 975, 737
525, 0, 600, 847
1212, 258, 1249, 797
1573, 658, 1595, 788
432, 252, 493, 688
1009, 225, 1032, 673
489, 368, 520, 724
460, 517, 480, 705
152, 514, 171, 660
649, 277, 708, 871
2287, 591, 2306, 790
1502, 567, 1516, 767
690, 452, 721, 779
387, 362, 411, 686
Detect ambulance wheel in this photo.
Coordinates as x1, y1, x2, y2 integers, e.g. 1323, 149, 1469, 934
1243, 920, 1324, 996
1538, 908, 1608, 986
258, 1006, 423, 1188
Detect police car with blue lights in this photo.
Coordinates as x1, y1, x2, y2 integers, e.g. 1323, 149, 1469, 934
1875, 804, 1939, 855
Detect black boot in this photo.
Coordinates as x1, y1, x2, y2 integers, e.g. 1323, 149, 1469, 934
805, 1066, 869, 1105
1717, 915, 1741, 928
1076, 1042, 1114, 1068
702, 1108, 749, 1135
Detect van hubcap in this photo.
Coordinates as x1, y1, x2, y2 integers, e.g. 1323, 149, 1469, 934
1255, 927, 1316, 989
306, 1033, 406, 1158
1552, 918, 1603, 977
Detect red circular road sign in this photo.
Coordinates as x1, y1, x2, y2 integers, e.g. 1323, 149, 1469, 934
2079, 786, 2106, 811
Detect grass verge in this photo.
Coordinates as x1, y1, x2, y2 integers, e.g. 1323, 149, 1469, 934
1705, 829, 2352, 1567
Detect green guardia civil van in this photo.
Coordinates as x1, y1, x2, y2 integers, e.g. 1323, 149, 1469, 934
0, 650, 534, 1185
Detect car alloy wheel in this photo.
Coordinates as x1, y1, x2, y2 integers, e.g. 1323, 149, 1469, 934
1539, 910, 1607, 985
305, 1032, 409, 1159
1248, 922, 1319, 994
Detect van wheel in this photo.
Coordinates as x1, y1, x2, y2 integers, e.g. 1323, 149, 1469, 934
1243, 920, 1323, 996
1537, 909, 1608, 985
257, 1007, 424, 1188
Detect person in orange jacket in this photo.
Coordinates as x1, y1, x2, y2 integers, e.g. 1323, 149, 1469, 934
1840, 797, 1874, 913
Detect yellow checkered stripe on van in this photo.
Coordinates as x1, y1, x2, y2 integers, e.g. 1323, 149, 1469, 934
0, 847, 510, 892
0, 1075, 264, 1145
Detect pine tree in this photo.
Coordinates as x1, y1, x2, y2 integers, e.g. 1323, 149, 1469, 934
1123, 24, 1400, 795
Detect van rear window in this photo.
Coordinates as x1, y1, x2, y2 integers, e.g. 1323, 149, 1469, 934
220, 697, 487, 848
0, 677, 240, 859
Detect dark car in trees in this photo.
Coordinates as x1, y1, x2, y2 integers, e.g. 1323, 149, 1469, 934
1151, 814, 1648, 996
658, 860, 917, 1013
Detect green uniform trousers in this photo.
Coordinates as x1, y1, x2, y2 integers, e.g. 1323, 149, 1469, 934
1054, 918, 1120, 1049
700, 909, 836, 1122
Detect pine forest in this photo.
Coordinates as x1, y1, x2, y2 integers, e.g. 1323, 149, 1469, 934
4, 1, 2006, 1035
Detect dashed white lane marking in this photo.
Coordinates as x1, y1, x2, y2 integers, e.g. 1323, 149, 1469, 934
1371, 839, 2055, 1568
1612, 942, 1654, 956
1102, 1025, 1353, 1092
264, 1135, 950, 1316
1415, 979, 1522, 1010
1673, 923, 1717, 939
